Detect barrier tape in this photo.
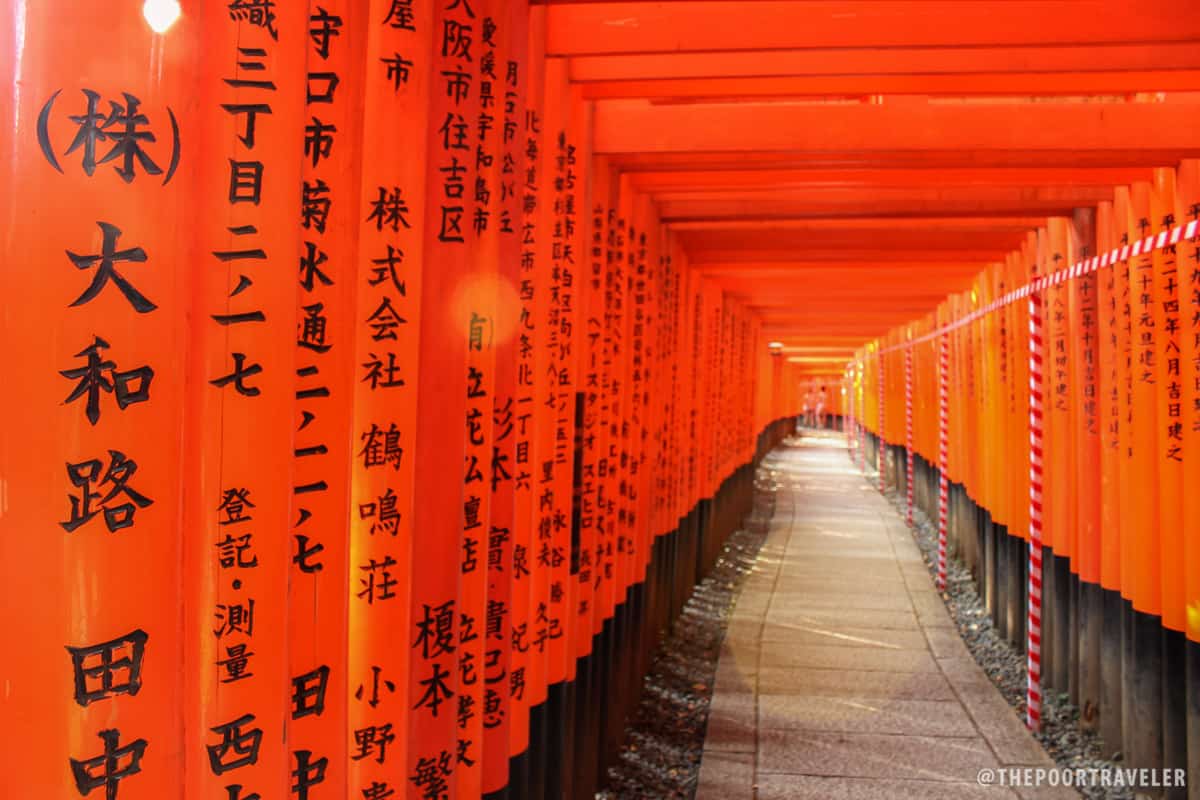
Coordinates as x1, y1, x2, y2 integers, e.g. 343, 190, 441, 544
873, 219, 1199, 355
937, 332, 949, 593
905, 347, 914, 527
878, 352, 887, 492
854, 218, 1200, 732
1027, 290, 1046, 731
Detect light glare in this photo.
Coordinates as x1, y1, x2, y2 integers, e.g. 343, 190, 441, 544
144, 0, 182, 33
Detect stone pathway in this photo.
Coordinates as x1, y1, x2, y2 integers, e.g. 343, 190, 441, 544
696, 432, 1074, 799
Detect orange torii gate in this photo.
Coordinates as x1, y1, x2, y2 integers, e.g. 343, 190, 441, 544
0, 4, 789, 799
5, 1, 1200, 798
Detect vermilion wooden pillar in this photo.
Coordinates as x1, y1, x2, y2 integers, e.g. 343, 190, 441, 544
182, 6, 307, 799
348, 3, 432, 797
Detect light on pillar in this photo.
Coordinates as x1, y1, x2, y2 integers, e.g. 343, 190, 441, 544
143, 0, 182, 33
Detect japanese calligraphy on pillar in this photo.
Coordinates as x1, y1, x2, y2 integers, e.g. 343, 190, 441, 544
503, 9, 543, 758
406, 0, 481, 793
1127, 185, 1160, 614
348, 2, 430, 799
540, 63, 579, 685
455, 2, 508, 792
625, 209, 651, 584
482, 3, 530, 791
286, 3, 366, 796
577, 162, 611, 650
12, 6, 196, 795
1152, 172, 1183, 632
186, 4, 307, 798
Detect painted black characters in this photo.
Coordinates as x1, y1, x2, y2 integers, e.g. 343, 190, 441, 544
39, 90, 181, 185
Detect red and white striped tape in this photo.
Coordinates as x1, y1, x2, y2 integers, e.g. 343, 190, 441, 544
936, 332, 949, 592
875, 219, 1199, 355
905, 347, 914, 527
878, 353, 886, 493
1026, 291, 1045, 731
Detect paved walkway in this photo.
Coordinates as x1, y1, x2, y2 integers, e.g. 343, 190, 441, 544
697, 432, 1072, 799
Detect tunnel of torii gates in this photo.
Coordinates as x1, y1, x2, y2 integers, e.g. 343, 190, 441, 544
6, 0, 1200, 798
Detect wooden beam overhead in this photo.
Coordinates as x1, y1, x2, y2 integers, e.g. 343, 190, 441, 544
541, 1, 1199, 348
567, 42, 1200, 82
580, 71, 1200, 100
546, 2, 1200, 55
633, 168, 1155, 192
594, 100, 1200, 154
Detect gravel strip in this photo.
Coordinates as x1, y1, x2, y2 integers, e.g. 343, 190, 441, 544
595, 459, 783, 799
879, 479, 1130, 800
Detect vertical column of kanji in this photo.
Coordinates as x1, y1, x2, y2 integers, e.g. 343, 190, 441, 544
688, 279, 705, 504
624, 191, 652, 594
1071, 214, 1102, 600
607, 184, 634, 617
711, 299, 724, 479
688, 273, 705, 516
1126, 183, 1162, 628
710, 304, 729, 479
562, 87, 594, 671
576, 157, 611, 661
667, 244, 686, 520
406, 0, 482, 794
676, 249, 692, 519
182, 5, 306, 798
455, 1, 510, 791
973, 277, 989, 515
960, 292, 975, 502
1176, 164, 1200, 788
630, 201, 656, 582
506, 1, 544, 765
620, 193, 649, 596
1150, 168, 1184, 639
704, 284, 723, 502
1112, 187, 1137, 624
1008, 249, 1031, 564
660, 240, 679, 541
480, 1, 530, 791
695, 282, 713, 502
993, 264, 1011, 535
1039, 228, 1064, 572
346, 2, 430, 798
288, 4, 365, 794
522, 39, 553, 727
596, 186, 626, 631
540, 59, 580, 692
1095, 201, 1124, 605
649, 234, 669, 538
1177, 163, 1200, 650
0, 5, 193, 797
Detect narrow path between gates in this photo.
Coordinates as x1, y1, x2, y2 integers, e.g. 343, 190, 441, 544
697, 433, 1071, 799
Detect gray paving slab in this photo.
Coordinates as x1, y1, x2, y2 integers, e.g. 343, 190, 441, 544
696, 433, 1066, 798
755, 773, 1019, 799
695, 750, 755, 800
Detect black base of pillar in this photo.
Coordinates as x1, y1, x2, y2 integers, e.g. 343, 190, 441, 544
1162, 627, 1187, 800
1098, 587, 1123, 753
1130, 608, 1164, 775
